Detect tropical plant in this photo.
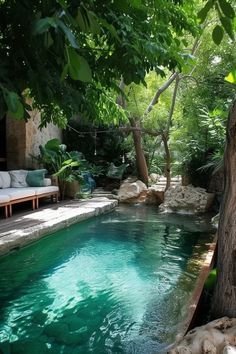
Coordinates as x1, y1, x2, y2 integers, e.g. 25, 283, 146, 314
38, 139, 90, 199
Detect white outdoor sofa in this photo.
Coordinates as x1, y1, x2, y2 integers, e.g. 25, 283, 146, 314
0, 170, 59, 218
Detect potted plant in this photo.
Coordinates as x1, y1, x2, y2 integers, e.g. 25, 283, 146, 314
38, 139, 90, 199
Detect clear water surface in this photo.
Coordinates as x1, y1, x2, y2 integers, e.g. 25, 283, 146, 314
0, 205, 215, 354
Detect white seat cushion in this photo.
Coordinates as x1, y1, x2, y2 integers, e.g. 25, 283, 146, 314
34, 186, 59, 195
0, 188, 12, 195
5, 188, 36, 201
0, 195, 10, 203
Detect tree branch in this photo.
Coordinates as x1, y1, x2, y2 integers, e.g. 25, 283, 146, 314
167, 75, 180, 129
145, 72, 179, 114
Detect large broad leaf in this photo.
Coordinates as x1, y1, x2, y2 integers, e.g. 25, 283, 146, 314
3, 90, 24, 119
225, 70, 236, 84
220, 16, 234, 40
218, 0, 235, 19
77, 8, 100, 34
45, 138, 61, 151
34, 17, 79, 48
197, 0, 214, 24
56, 19, 79, 49
34, 17, 56, 34
67, 47, 92, 82
9, 102, 24, 120
3, 91, 18, 112
212, 25, 224, 45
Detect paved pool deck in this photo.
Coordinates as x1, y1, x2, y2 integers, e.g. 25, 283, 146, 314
0, 197, 118, 257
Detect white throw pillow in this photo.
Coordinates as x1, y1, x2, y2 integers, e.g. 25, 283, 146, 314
43, 178, 52, 187
9, 170, 28, 188
0, 171, 11, 188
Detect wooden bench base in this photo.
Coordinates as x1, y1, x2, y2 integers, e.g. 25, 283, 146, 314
35, 191, 59, 209
0, 203, 9, 218
1, 191, 59, 218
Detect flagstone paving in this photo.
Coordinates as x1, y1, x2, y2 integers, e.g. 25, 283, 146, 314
0, 197, 118, 257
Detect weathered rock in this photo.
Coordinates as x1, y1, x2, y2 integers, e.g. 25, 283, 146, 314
160, 185, 214, 214
145, 186, 164, 205
118, 178, 147, 202
223, 346, 236, 354
149, 173, 160, 184
168, 317, 236, 354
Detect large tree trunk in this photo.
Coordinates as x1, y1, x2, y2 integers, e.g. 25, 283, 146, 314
130, 119, 149, 185
212, 99, 236, 318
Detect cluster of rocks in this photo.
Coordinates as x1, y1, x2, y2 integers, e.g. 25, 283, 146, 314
117, 177, 214, 213
168, 317, 236, 354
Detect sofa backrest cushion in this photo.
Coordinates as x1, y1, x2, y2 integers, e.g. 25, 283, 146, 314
0, 171, 11, 188
9, 170, 28, 188
26, 169, 47, 187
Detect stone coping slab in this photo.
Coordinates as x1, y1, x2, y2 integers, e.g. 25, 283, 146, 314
0, 197, 118, 257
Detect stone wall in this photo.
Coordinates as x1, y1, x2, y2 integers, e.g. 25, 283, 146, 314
25, 110, 62, 169
6, 112, 62, 170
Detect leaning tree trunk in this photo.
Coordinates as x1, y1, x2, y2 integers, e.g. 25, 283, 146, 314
130, 120, 149, 185
212, 99, 236, 318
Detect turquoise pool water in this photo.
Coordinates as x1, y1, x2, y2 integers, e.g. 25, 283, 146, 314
0, 206, 214, 354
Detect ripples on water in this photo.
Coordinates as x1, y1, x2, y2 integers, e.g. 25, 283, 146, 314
0, 205, 214, 354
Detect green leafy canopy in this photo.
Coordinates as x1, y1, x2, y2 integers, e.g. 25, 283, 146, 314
0, 0, 198, 125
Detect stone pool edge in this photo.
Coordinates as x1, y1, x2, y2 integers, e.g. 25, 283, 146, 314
0, 197, 118, 257
164, 237, 217, 353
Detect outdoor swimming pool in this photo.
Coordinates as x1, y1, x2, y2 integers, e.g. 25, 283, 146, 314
0, 205, 215, 354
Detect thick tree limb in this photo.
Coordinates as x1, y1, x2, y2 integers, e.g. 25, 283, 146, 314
145, 72, 179, 114
167, 75, 180, 129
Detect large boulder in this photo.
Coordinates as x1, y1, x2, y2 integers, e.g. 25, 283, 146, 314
160, 185, 214, 214
118, 178, 147, 203
168, 317, 236, 354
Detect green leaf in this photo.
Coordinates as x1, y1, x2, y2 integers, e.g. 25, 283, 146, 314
9, 101, 24, 120
61, 63, 69, 81
2, 90, 24, 120
45, 138, 61, 151
212, 25, 224, 45
67, 47, 92, 82
87, 11, 101, 35
76, 8, 100, 34
225, 70, 236, 84
205, 268, 217, 290
76, 9, 90, 32
3, 90, 18, 112
218, 0, 235, 19
56, 0, 67, 9
56, 19, 79, 49
128, 0, 142, 9
44, 32, 54, 48
220, 16, 234, 39
99, 18, 121, 42
197, 0, 214, 23
34, 17, 56, 34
